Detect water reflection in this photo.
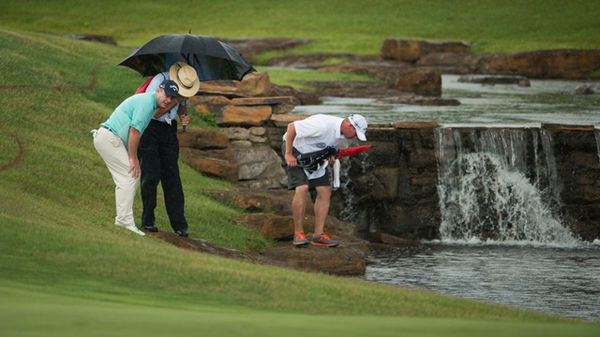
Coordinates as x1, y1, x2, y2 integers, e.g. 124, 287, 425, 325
366, 243, 600, 321
292, 75, 600, 126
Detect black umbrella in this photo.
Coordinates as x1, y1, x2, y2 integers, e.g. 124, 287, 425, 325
119, 34, 255, 81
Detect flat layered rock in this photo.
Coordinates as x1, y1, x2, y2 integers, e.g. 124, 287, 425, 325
262, 240, 368, 276
382, 39, 471, 62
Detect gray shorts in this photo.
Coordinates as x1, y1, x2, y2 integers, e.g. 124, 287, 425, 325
282, 142, 331, 190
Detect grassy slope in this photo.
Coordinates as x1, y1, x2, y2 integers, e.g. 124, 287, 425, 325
1, 0, 599, 54
2, 286, 598, 337
0, 15, 599, 337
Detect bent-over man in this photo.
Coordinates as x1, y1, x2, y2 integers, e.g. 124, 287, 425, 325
93, 80, 181, 236
283, 114, 368, 247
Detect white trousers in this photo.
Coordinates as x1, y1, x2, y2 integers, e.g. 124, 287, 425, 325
93, 127, 139, 228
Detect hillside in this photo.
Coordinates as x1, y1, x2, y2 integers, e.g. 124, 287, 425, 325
0, 27, 599, 336
1, 0, 599, 54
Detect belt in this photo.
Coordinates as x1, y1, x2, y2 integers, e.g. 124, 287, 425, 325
102, 125, 115, 133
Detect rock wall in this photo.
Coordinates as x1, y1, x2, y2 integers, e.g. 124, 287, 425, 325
178, 67, 600, 243
328, 123, 600, 242
180, 114, 600, 243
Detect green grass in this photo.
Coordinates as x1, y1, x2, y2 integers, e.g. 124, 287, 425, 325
1, 0, 598, 55
256, 66, 375, 89
0, 20, 599, 337
2, 285, 599, 337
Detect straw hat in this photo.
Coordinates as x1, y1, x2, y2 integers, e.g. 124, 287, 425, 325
169, 62, 200, 97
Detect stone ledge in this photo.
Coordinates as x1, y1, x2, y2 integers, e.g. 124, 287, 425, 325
393, 122, 440, 129
231, 96, 299, 106
541, 123, 595, 131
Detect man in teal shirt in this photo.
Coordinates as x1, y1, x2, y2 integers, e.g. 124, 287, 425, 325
93, 80, 180, 236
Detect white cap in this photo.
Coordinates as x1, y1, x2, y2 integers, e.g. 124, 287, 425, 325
348, 114, 368, 141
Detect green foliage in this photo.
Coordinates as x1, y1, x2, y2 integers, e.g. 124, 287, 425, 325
190, 111, 219, 130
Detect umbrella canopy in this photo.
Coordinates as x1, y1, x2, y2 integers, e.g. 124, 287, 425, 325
336, 145, 373, 159
119, 34, 256, 81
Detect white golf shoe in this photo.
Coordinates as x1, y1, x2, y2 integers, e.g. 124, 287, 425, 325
116, 223, 146, 236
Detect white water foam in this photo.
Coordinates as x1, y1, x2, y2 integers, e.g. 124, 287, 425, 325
435, 128, 580, 247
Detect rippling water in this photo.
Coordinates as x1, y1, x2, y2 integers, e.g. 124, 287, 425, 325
292, 74, 600, 320
292, 75, 600, 126
366, 242, 600, 321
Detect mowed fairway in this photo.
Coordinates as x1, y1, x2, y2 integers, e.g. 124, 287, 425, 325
2, 285, 599, 337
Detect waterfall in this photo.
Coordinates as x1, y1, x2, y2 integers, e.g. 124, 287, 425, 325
435, 128, 578, 245
338, 147, 372, 223
594, 129, 600, 163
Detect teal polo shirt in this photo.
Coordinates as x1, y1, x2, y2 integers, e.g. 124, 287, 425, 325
101, 92, 157, 148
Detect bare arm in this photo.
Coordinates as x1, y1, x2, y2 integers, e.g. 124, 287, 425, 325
152, 97, 181, 118
177, 104, 189, 126
285, 122, 297, 167
127, 127, 142, 178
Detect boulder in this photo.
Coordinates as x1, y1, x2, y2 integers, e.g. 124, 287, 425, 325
317, 64, 410, 83
234, 213, 296, 239
416, 52, 482, 74
230, 140, 252, 147
250, 127, 267, 136
205, 188, 307, 215
392, 67, 442, 96
180, 147, 236, 163
248, 134, 268, 143
302, 80, 404, 98
231, 96, 298, 106
234, 213, 355, 240
145, 225, 367, 276
484, 49, 600, 79
261, 241, 368, 276
418, 49, 600, 79
177, 128, 229, 149
216, 105, 272, 126
231, 96, 300, 115
197, 80, 241, 97
222, 127, 251, 140
180, 146, 238, 181
269, 84, 322, 105
202, 184, 369, 276
183, 156, 238, 181
270, 113, 310, 127
381, 39, 471, 62
189, 95, 232, 105
237, 72, 272, 97
233, 144, 286, 182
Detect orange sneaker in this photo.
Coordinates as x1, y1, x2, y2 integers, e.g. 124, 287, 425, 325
292, 232, 309, 246
311, 233, 338, 247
